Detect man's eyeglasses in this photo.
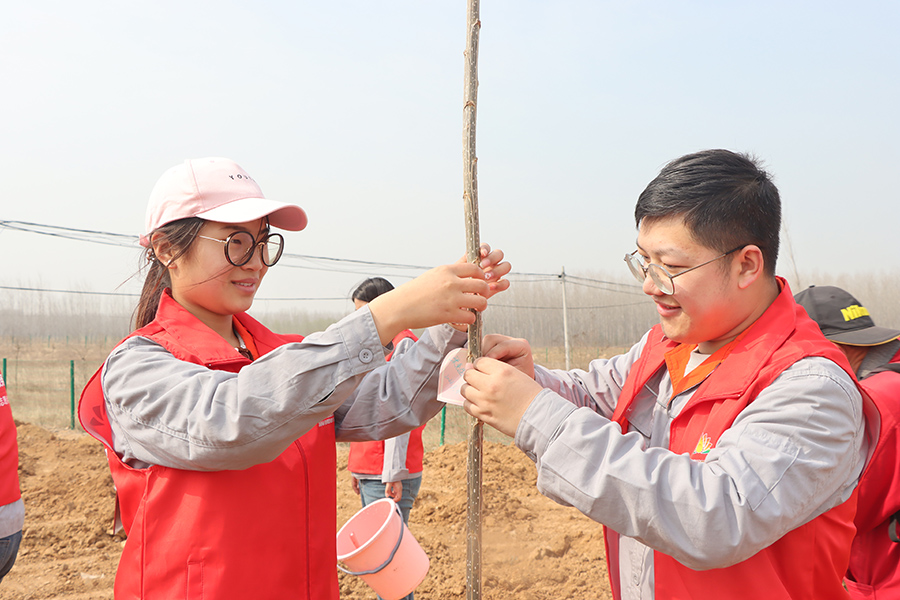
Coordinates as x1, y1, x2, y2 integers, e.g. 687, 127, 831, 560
198, 231, 285, 267
624, 245, 745, 295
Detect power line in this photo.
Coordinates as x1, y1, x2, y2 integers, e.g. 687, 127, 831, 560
0, 283, 649, 311
0, 220, 433, 272
564, 278, 646, 296
0, 220, 136, 248
0, 285, 138, 297
0, 284, 346, 302
281, 252, 430, 271
0, 219, 643, 292
491, 301, 648, 310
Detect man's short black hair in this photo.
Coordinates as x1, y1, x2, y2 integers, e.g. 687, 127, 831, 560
635, 149, 781, 275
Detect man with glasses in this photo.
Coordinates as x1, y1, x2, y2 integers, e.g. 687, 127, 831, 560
461, 149, 876, 600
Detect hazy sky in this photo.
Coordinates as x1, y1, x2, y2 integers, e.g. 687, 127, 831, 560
2, 1, 898, 314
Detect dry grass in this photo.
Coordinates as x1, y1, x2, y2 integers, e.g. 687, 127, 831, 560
0, 336, 621, 438
1, 336, 118, 430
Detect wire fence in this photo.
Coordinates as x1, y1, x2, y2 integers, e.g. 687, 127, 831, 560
3, 358, 79, 430
2, 335, 118, 430
0, 351, 477, 442
5, 267, 897, 443
0, 343, 628, 449
0, 353, 520, 448
0, 269, 657, 441
0, 349, 493, 446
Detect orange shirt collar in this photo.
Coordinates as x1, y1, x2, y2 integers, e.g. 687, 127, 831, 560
232, 317, 260, 361
665, 329, 751, 397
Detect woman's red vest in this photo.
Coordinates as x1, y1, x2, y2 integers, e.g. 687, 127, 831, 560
606, 281, 864, 600
347, 330, 425, 476
79, 293, 339, 600
0, 375, 21, 507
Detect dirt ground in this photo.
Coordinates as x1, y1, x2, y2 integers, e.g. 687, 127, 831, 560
2, 421, 612, 600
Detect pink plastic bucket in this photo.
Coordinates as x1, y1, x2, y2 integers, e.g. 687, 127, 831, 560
336, 498, 429, 600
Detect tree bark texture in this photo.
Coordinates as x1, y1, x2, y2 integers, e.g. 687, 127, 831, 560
462, 1, 482, 599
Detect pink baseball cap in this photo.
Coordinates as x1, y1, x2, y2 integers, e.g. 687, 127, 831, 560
140, 157, 308, 247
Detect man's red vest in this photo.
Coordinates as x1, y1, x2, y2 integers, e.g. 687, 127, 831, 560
79, 293, 339, 600
347, 330, 425, 476
845, 348, 900, 599
0, 375, 21, 507
606, 281, 863, 600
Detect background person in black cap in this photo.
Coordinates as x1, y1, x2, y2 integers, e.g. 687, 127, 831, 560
795, 285, 900, 377
795, 284, 900, 599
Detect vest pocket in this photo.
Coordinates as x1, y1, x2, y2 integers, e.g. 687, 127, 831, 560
843, 577, 875, 600
186, 561, 203, 599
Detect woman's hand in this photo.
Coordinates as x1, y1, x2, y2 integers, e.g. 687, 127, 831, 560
448, 243, 511, 332
368, 243, 510, 344
467, 243, 511, 299
384, 481, 402, 502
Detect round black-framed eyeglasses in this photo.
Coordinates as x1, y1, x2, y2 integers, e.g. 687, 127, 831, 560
198, 231, 285, 267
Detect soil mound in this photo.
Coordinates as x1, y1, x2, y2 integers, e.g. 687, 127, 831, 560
4, 422, 611, 599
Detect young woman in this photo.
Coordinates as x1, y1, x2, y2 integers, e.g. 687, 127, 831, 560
346, 278, 426, 600
79, 157, 509, 600
347, 277, 425, 600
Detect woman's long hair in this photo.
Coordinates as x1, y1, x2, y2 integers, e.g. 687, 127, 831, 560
133, 217, 204, 329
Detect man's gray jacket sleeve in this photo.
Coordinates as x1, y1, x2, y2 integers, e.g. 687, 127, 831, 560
517, 342, 868, 569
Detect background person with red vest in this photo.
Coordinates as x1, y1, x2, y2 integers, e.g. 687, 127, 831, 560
347, 277, 427, 600
78, 157, 510, 599
794, 284, 900, 600
460, 149, 877, 599
0, 374, 23, 583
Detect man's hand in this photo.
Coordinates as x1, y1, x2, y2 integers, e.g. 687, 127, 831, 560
461, 356, 543, 438
482, 334, 534, 378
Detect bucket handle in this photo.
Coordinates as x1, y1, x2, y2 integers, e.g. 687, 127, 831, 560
338, 503, 406, 576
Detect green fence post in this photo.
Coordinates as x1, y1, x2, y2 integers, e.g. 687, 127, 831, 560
440, 405, 446, 446
70, 360, 75, 429
2, 358, 5, 383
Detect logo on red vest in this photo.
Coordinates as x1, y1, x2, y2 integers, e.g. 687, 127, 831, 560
694, 432, 713, 455
318, 415, 335, 427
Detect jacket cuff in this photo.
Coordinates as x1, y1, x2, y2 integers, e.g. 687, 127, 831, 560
339, 307, 390, 376
432, 323, 469, 350
514, 389, 578, 463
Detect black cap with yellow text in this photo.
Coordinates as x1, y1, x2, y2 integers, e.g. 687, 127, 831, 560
794, 285, 900, 346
